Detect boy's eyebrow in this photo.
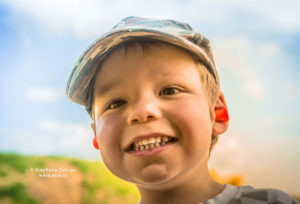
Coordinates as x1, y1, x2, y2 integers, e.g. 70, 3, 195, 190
95, 80, 120, 97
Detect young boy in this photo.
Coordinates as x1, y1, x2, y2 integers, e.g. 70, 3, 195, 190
66, 17, 299, 204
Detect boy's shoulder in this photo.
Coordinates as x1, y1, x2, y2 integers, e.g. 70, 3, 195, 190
202, 184, 299, 204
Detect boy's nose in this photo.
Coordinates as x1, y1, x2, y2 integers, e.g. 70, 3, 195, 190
127, 97, 161, 125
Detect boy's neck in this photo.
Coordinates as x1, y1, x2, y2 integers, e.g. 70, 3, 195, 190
137, 165, 225, 204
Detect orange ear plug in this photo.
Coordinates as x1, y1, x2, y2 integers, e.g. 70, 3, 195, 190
215, 106, 229, 122
93, 136, 99, 150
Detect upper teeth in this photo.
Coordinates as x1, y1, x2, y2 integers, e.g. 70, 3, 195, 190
130, 136, 173, 151
136, 136, 168, 145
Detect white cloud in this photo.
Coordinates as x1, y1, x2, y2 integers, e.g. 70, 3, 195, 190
38, 119, 60, 130
0, 120, 98, 160
189, 0, 300, 33
213, 36, 292, 101
243, 79, 265, 101
260, 115, 297, 126
257, 42, 281, 59
36, 119, 98, 159
278, 82, 300, 101
25, 86, 61, 103
247, 0, 300, 33
1, 0, 299, 40
1, 0, 179, 39
37, 119, 92, 147
214, 37, 267, 100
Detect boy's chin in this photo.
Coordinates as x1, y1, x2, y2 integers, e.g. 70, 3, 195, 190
137, 163, 171, 183
128, 163, 181, 189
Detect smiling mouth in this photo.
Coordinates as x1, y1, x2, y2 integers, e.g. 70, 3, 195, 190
126, 136, 177, 152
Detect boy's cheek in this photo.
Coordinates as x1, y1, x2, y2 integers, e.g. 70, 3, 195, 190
165, 99, 212, 148
168, 98, 210, 127
95, 114, 124, 148
95, 114, 131, 180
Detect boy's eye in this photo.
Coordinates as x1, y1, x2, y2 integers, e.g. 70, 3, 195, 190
105, 99, 127, 110
159, 87, 181, 96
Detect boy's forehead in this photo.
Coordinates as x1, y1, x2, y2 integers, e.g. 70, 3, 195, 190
94, 44, 204, 96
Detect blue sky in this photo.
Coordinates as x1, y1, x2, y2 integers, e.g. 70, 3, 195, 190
0, 0, 299, 194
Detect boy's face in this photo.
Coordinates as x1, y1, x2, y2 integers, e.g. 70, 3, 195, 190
92, 44, 215, 189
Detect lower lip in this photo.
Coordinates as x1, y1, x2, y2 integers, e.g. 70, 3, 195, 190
127, 142, 175, 157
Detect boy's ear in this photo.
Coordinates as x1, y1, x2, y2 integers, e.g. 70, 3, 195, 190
91, 122, 99, 150
212, 91, 229, 135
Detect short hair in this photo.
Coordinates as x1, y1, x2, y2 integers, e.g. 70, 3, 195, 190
85, 39, 220, 152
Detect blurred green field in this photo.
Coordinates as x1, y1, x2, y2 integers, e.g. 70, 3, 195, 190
0, 152, 140, 204
1, 152, 298, 203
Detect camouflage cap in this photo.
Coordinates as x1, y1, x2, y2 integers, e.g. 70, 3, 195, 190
66, 16, 219, 106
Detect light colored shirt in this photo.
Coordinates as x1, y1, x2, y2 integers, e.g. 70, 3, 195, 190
138, 184, 299, 204
201, 184, 299, 204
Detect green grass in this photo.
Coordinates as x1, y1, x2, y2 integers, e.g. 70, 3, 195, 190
0, 152, 140, 204
71, 158, 90, 174
70, 158, 140, 204
0, 169, 8, 177
47, 155, 65, 161
0, 153, 45, 173
0, 182, 38, 204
